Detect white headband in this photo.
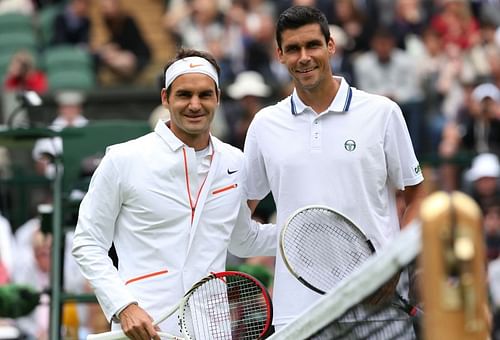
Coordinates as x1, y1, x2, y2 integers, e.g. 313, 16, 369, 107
164, 56, 219, 89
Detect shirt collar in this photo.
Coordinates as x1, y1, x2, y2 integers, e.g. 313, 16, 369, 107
290, 76, 352, 115
154, 119, 217, 153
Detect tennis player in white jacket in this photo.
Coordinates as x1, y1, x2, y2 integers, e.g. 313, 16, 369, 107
72, 48, 277, 340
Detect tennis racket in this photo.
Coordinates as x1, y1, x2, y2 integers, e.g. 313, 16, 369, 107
280, 205, 422, 317
87, 271, 273, 340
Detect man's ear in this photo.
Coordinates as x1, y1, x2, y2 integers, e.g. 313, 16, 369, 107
328, 37, 336, 56
276, 47, 285, 64
161, 88, 169, 104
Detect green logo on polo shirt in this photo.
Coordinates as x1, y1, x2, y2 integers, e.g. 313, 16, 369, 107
344, 140, 356, 151
414, 164, 421, 174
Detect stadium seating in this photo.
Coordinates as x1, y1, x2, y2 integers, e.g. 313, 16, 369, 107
44, 45, 93, 70
0, 31, 37, 55
36, 4, 63, 46
47, 69, 95, 91
43, 45, 95, 90
0, 13, 33, 34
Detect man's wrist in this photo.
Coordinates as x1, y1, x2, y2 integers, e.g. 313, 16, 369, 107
112, 302, 138, 322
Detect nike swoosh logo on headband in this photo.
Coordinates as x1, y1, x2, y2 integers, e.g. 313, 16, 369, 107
189, 63, 204, 68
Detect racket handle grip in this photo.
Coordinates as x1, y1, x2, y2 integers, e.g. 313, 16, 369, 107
87, 330, 126, 340
157, 332, 184, 339
87, 330, 182, 340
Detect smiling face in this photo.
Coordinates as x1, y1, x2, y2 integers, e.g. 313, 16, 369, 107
277, 23, 335, 94
162, 73, 219, 149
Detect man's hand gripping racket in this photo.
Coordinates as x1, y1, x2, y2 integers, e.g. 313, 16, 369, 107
87, 271, 273, 340
279, 205, 422, 317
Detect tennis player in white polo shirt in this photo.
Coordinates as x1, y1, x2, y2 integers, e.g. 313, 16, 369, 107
243, 6, 425, 330
72, 48, 277, 340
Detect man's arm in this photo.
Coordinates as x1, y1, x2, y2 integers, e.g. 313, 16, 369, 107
248, 199, 260, 214
228, 200, 276, 258
72, 151, 161, 340
400, 182, 426, 228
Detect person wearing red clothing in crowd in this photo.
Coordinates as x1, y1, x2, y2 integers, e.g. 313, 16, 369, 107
3, 50, 48, 94
430, 0, 480, 50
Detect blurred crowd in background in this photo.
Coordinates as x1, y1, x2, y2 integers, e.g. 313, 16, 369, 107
0, 0, 499, 338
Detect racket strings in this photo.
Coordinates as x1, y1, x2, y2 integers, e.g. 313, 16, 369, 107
284, 208, 374, 293
182, 274, 269, 339
306, 263, 420, 340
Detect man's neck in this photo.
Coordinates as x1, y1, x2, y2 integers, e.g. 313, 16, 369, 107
296, 77, 340, 113
167, 122, 210, 151
180, 134, 210, 151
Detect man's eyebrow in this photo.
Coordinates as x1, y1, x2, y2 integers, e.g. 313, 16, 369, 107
174, 89, 192, 94
284, 38, 323, 49
200, 89, 216, 94
174, 88, 216, 95
284, 42, 299, 49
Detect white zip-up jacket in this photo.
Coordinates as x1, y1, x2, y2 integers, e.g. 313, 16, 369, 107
72, 120, 276, 334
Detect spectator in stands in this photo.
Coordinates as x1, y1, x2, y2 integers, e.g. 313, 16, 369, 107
224, 70, 272, 150
354, 26, 425, 156
473, 0, 500, 27
441, 83, 500, 157
467, 19, 500, 83
3, 50, 47, 94
0, 212, 13, 284
464, 152, 500, 209
12, 224, 89, 339
96, 0, 151, 81
329, 0, 375, 56
439, 82, 499, 190
164, 0, 231, 85
2, 50, 47, 128
12, 229, 51, 339
430, 0, 480, 51
242, 9, 277, 84
51, 0, 91, 48
483, 198, 500, 262
329, 25, 356, 86
164, 0, 224, 51
215, 0, 247, 84
417, 26, 479, 159
417, 27, 448, 155
389, 0, 427, 51
32, 91, 88, 179
223, 0, 287, 89
0, 0, 34, 15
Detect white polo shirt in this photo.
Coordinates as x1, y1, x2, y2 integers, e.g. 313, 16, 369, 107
243, 76, 424, 325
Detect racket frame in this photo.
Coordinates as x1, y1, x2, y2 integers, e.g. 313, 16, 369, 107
87, 271, 273, 340
280, 205, 374, 295
280, 205, 422, 318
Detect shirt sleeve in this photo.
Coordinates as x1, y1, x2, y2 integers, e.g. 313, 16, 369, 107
71, 148, 137, 322
228, 200, 277, 257
384, 102, 424, 190
243, 115, 271, 200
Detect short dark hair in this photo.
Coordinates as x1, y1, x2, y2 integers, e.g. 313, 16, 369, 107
162, 48, 221, 97
276, 6, 330, 50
